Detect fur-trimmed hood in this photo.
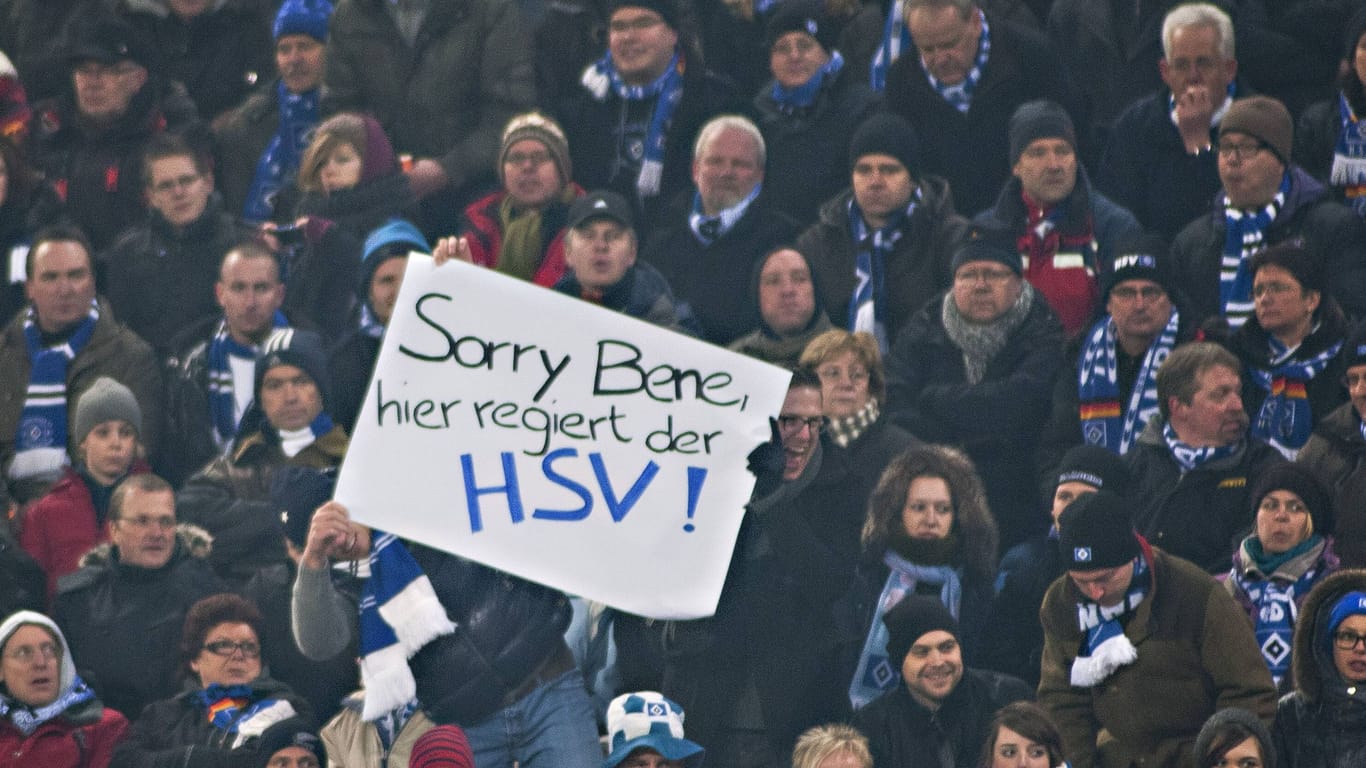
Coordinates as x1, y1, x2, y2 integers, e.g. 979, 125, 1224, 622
1291, 568, 1366, 703
76, 523, 212, 569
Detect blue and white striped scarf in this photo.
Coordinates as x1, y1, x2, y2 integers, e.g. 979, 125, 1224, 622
207, 314, 290, 447
869, 0, 909, 92
1249, 334, 1341, 458
1162, 421, 1240, 473
848, 190, 919, 354
1232, 534, 1326, 687
1332, 92, 1366, 217
582, 50, 686, 199
10, 302, 98, 482
689, 183, 760, 245
1076, 307, 1178, 454
243, 83, 320, 222
358, 533, 456, 721
848, 550, 961, 710
771, 51, 844, 113
921, 9, 989, 113
0, 674, 95, 736
1071, 554, 1147, 687
1219, 173, 1289, 328
192, 683, 297, 748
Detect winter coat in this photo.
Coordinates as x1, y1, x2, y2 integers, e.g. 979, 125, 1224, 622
852, 669, 1033, 768
1125, 417, 1286, 573
1038, 547, 1277, 768
979, 533, 1062, 686
883, 14, 1079, 216
53, 527, 223, 720
1273, 569, 1366, 768
0, 299, 164, 504
884, 288, 1065, 547
1171, 166, 1366, 324
1298, 403, 1366, 567
752, 65, 883, 224
795, 180, 968, 348
321, 693, 436, 768
1232, 0, 1354, 119
643, 192, 801, 345
110, 677, 311, 768
458, 186, 581, 289
327, 330, 381, 437
0, 698, 128, 768
98, 194, 249, 356
552, 261, 698, 335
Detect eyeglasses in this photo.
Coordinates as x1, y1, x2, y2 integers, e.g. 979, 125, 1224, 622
202, 640, 261, 658
1334, 630, 1366, 651
1216, 141, 1267, 161
1344, 371, 1366, 389
608, 15, 664, 33
505, 150, 552, 167
3, 642, 60, 664
954, 268, 1014, 285
1252, 282, 1298, 299
151, 174, 201, 194
1110, 285, 1166, 302
777, 415, 825, 435
816, 366, 869, 384
1258, 497, 1308, 515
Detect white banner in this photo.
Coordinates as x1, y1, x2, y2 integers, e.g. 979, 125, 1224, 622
335, 257, 792, 619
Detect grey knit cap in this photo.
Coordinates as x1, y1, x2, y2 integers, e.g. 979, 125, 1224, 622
74, 377, 141, 445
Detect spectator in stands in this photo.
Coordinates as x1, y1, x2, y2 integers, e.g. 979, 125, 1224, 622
729, 246, 833, 368
1298, 324, 1366, 569
0, 226, 161, 506
644, 114, 799, 345
853, 595, 1032, 768
1295, 8, 1366, 218
20, 377, 149, 602
836, 444, 998, 711
752, 0, 882, 224
883, 0, 1077, 215
321, 683, 436, 767
0, 610, 128, 768
28, 14, 198, 251
790, 723, 872, 768
1125, 342, 1283, 573
254, 718, 325, 768
163, 242, 293, 486
0, 137, 59, 328
100, 133, 247, 356
178, 329, 346, 586
53, 474, 221, 719
1274, 574, 1366, 766
884, 224, 1065, 547
1172, 96, 1366, 327
110, 593, 311, 767
796, 113, 968, 352
1228, 242, 1348, 459
602, 692, 704, 768
1039, 490, 1276, 768
976, 99, 1141, 337
1194, 708, 1273, 768
977, 702, 1067, 768
1098, 3, 1249, 242
212, 0, 335, 223
1225, 463, 1339, 690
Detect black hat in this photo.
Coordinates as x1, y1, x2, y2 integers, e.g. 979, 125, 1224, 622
848, 113, 919, 179
1102, 233, 1174, 301
610, 0, 679, 29
1249, 462, 1334, 537
1058, 490, 1140, 570
1008, 100, 1076, 167
65, 15, 152, 68
1054, 444, 1132, 497
567, 189, 636, 232
253, 329, 333, 414
766, 0, 840, 53
950, 223, 1022, 277
255, 717, 325, 768
883, 595, 958, 667
1345, 322, 1366, 370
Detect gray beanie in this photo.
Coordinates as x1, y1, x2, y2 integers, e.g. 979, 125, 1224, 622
74, 377, 141, 445
1193, 708, 1275, 768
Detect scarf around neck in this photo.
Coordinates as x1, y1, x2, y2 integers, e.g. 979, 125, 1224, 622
1076, 308, 1178, 454
1018, 192, 1099, 335
922, 8, 989, 113
1249, 334, 1342, 458
0, 674, 95, 736
243, 83, 320, 222
1071, 553, 1148, 687
1233, 534, 1326, 686
11, 302, 99, 482
870, 0, 910, 91
827, 398, 880, 448
1220, 173, 1290, 328
1332, 92, 1366, 216
942, 280, 1033, 384
208, 314, 290, 447
1162, 420, 1240, 473
193, 683, 297, 747
689, 183, 760, 244
771, 51, 845, 113
582, 50, 686, 199
849, 190, 920, 353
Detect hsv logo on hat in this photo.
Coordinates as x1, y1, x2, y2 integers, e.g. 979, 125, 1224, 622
1074, 548, 1093, 562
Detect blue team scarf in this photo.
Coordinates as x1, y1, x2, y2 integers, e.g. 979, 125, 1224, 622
848, 550, 962, 710
870, 0, 910, 91
848, 190, 919, 354
12, 302, 98, 481
0, 674, 95, 736
1233, 534, 1325, 686
923, 9, 989, 113
1219, 173, 1289, 328
1076, 308, 1178, 454
1249, 335, 1342, 458
243, 83, 321, 222
207, 313, 290, 447
1071, 554, 1148, 687
771, 51, 845, 112
358, 533, 456, 721
1162, 421, 1240, 472
1332, 92, 1366, 217
688, 183, 761, 244
582, 50, 686, 199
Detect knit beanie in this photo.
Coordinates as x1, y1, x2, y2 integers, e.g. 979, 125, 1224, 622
1058, 490, 1141, 570
499, 112, 572, 187
1102, 233, 1174, 301
950, 223, 1023, 277
253, 329, 332, 413
409, 725, 475, 768
766, 0, 840, 53
255, 717, 325, 768
883, 595, 959, 668
1345, 322, 1366, 370
1248, 239, 1324, 295
1054, 444, 1132, 498
359, 218, 427, 297
1219, 96, 1293, 166
1250, 462, 1334, 537
1193, 708, 1276, 768
848, 113, 919, 179
1008, 99, 1076, 167
0, 611, 76, 696
273, 0, 334, 42
74, 377, 142, 446
610, 0, 679, 29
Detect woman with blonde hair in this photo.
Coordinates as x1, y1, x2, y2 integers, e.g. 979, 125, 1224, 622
792, 723, 873, 768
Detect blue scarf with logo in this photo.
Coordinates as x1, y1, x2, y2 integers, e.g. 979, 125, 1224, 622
11, 302, 98, 482
922, 9, 989, 113
1332, 92, 1366, 217
848, 190, 919, 353
1233, 534, 1325, 686
243, 83, 321, 222
1162, 421, 1240, 473
1076, 308, 1178, 454
1071, 554, 1148, 687
771, 51, 845, 113
1249, 335, 1341, 458
1220, 173, 1289, 328
582, 50, 685, 199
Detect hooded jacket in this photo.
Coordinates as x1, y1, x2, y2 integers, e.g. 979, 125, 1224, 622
728, 246, 834, 369
1298, 403, 1366, 568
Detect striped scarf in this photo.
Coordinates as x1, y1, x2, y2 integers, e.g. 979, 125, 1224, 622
869, 0, 910, 91
848, 190, 919, 354
1332, 92, 1366, 217
1220, 174, 1289, 328
242, 83, 320, 222
1162, 421, 1239, 473
582, 50, 686, 199
1071, 554, 1148, 687
771, 51, 845, 113
0, 674, 95, 736
207, 315, 290, 447
826, 398, 879, 448
1232, 534, 1326, 686
923, 9, 989, 113
1249, 335, 1342, 458
1076, 308, 1178, 454
193, 684, 297, 748
10, 302, 98, 482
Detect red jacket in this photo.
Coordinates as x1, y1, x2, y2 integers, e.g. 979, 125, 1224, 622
461, 187, 581, 288
0, 703, 128, 768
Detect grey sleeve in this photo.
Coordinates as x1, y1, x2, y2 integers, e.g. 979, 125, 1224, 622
291, 564, 356, 661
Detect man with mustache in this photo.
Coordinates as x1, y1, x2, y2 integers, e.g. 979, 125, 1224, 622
1124, 341, 1283, 573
